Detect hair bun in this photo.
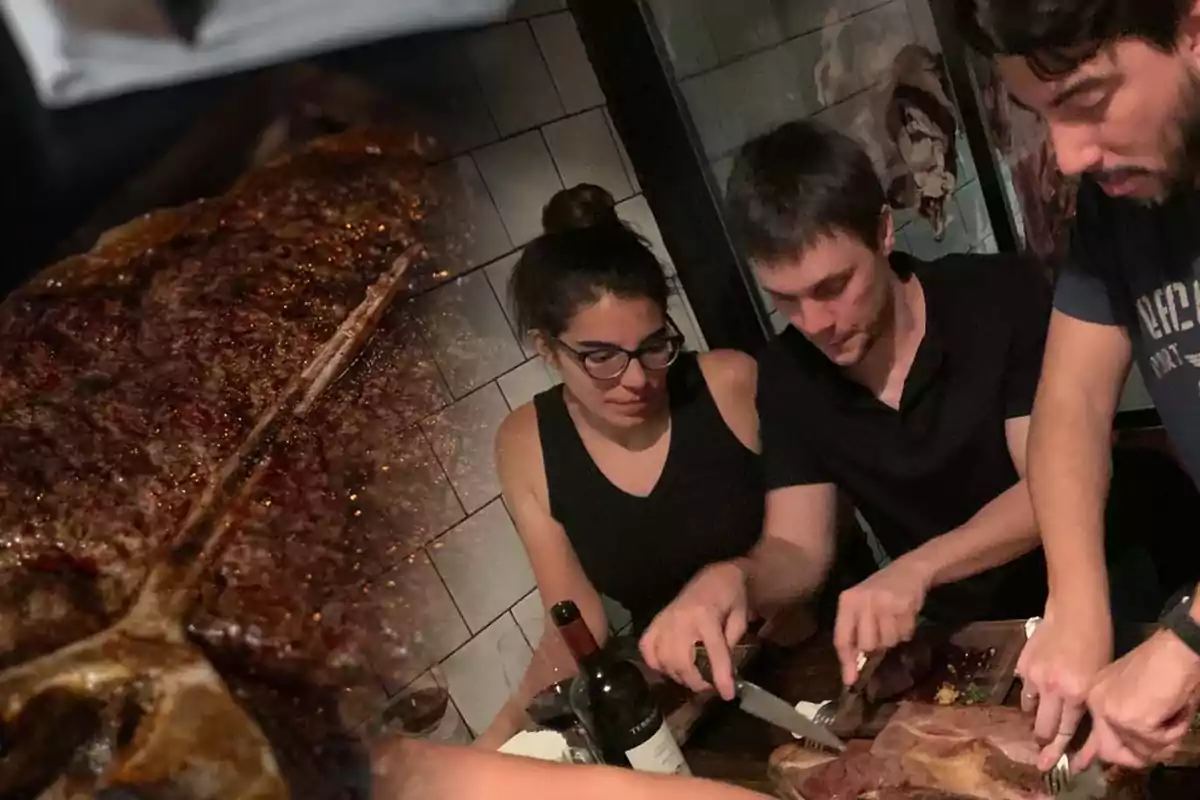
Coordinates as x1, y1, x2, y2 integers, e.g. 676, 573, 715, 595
541, 183, 621, 233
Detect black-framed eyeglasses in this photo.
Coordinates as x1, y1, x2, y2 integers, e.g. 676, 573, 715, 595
554, 316, 686, 381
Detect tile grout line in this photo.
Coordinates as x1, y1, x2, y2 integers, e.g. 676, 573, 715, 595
527, 11, 576, 120
427, 536, 473, 640
471, 100, 608, 147
601, 107, 640, 200
462, 26, 504, 145
407, 300, 456, 415
676, 0, 904, 85
540, 125, 570, 194
703, 72, 891, 164
415, 423, 470, 539
481, 258, 527, 358
468, 149, 519, 257
433, 607, 530, 697
538, 109, 634, 200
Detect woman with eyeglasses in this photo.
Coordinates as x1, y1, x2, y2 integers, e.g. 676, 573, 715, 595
475, 184, 764, 749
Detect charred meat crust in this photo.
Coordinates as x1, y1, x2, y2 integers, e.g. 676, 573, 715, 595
0, 127, 466, 796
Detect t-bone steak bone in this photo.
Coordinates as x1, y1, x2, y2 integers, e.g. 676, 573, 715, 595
0, 128, 466, 799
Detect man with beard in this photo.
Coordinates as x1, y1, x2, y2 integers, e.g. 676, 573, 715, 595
639, 118, 1058, 697
957, 0, 1200, 774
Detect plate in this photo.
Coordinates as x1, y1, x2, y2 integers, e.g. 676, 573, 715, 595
497, 730, 570, 762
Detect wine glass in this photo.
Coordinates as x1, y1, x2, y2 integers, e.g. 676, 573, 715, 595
496, 621, 595, 763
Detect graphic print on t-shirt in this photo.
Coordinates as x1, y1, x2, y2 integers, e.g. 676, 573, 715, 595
1134, 280, 1200, 383
1058, 179, 1200, 485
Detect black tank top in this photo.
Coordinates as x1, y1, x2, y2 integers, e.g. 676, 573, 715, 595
534, 353, 764, 635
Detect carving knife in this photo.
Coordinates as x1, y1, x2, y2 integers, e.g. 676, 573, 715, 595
696, 649, 846, 751
734, 677, 847, 751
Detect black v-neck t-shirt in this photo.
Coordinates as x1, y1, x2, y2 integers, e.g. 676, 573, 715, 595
535, 353, 764, 635
756, 252, 1052, 623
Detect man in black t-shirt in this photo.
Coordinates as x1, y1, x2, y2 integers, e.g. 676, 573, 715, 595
640, 120, 1056, 700
959, 0, 1200, 775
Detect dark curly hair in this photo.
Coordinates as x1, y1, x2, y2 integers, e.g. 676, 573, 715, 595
956, 0, 1192, 80
509, 184, 669, 339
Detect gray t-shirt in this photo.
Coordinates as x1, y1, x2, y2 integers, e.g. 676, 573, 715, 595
1055, 178, 1200, 482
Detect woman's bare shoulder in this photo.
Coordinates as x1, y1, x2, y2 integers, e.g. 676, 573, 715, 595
697, 349, 760, 452
698, 348, 758, 389
496, 401, 543, 470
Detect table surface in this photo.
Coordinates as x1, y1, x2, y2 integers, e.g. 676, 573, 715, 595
680, 627, 1200, 799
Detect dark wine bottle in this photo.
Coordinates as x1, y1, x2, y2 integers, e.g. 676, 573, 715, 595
551, 600, 690, 775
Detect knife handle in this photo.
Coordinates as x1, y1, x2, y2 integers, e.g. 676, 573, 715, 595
693, 646, 739, 692
695, 647, 714, 685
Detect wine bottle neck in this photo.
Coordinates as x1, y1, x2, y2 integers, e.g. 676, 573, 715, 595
557, 616, 604, 666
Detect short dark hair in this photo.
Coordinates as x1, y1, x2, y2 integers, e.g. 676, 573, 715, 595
509, 184, 669, 339
956, 0, 1191, 79
724, 120, 885, 266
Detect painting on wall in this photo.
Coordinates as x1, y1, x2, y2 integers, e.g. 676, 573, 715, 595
883, 43, 960, 241
972, 52, 1078, 276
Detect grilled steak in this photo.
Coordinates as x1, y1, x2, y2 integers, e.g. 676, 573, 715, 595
779, 704, 1148, 800
0, 128, 470, 798
865, 636, 935, 704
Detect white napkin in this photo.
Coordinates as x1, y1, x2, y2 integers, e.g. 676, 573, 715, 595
497, 730, 571, 761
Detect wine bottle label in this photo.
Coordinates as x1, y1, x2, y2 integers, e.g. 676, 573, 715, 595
623, 720, 691, 776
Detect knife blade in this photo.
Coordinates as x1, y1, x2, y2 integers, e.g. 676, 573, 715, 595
694, 647, 846, 751
734, 678, 847, 752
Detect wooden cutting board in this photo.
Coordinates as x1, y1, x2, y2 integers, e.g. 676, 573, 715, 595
770, 621, 1200, 794
841, 619, 1029, 738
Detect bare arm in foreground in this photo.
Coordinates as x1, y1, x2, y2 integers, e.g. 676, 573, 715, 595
372, 737, 772, 800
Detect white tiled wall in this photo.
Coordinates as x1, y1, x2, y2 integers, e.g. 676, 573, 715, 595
649, 0, 997, 329
544, 109, 635, 200
367, 6, 707, 739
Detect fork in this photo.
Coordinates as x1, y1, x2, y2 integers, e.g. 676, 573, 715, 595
1040, 712, 1092, 796
822, 652, 880, 731
1043, 753, 1071, 795
799, 652, 873, 747
812, 699, 839, 732
785, 699, 841, 751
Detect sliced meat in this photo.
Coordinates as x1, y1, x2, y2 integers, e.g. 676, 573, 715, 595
866, 636, 935, 703
872, 704, 1042, 799
788, 703, 1149, 800
795, 741, 899, 800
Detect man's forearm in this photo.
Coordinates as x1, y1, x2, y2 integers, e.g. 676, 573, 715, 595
1027, 395, 1112, 612
900, 480, 1040, 588
742, 534, 833, 613
373, 738, 771, 800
